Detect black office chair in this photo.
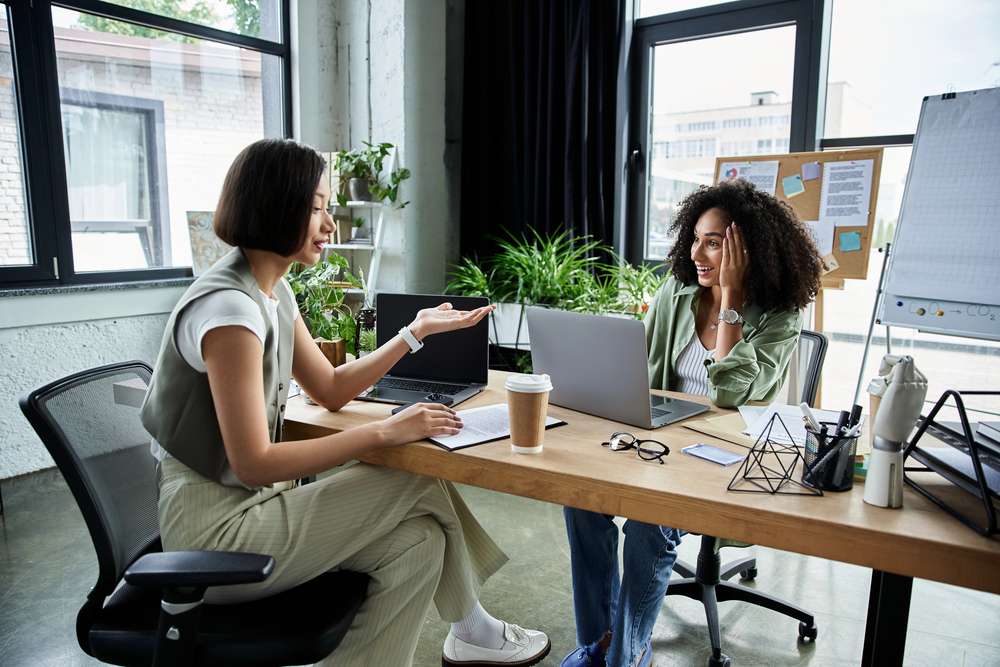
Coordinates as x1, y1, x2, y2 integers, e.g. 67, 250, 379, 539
19, 361, 368, 666
664, 330, 828, 666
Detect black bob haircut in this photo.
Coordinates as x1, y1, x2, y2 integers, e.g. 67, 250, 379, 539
665, 178, 823, 313
214, 139, 326, 256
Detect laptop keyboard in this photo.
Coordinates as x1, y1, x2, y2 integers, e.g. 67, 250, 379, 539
376, 377, 468, 395
652, 408, 672, 417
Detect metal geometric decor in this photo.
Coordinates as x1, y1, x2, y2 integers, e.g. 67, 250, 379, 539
727, 413, 822, 496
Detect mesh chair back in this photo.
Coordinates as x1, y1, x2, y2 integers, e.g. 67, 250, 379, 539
20, 361, 160, 599
796, 330, 828, 407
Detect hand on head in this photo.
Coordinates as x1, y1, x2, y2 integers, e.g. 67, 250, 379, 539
719, 223, 750, 291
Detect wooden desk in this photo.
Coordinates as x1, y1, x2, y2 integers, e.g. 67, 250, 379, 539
285, 371, 1000, 666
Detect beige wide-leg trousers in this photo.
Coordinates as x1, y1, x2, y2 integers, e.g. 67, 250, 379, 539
157, 457, 509, 666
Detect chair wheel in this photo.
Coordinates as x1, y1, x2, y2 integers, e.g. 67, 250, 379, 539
799, 621, 818, 642
739, 567, 757, 581
708, 654, 731, 667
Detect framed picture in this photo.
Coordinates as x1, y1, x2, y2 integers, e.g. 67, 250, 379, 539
186, 211, 231, 275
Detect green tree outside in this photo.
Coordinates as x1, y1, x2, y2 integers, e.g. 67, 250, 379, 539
76, 0, 260, 42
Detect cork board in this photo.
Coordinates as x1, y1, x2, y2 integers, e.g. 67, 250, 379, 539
714, 148, 883, 284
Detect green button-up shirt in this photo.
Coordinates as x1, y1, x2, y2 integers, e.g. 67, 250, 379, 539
644, 275, 802, 408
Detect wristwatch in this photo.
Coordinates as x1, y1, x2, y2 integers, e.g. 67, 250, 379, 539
718, 308, 745, 326
398, 325, 424, 354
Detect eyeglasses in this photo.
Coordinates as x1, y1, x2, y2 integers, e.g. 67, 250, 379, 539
601, 432, 670, 465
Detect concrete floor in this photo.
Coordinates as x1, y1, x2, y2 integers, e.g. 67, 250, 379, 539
1, 469, 998, 666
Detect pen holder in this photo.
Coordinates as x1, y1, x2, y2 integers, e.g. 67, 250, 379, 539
802, 422, 858, 492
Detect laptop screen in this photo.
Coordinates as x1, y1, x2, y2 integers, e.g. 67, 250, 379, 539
376, 293, 490, 385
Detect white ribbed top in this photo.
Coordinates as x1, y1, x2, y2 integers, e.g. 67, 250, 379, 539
673, 331, 714, 396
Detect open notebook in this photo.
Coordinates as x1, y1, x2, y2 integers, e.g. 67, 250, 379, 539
430, 403, 566, 451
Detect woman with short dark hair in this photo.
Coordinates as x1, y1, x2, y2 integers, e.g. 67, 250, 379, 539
560, 179, 823, 667
143, 138, 550, 667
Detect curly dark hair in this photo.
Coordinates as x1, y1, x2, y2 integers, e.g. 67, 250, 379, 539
665, 179, 823, 312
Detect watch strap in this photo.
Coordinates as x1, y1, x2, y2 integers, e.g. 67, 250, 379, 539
398, 325, 424, 353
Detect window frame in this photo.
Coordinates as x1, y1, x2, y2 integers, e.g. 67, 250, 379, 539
60, 88, 171, 268
624, 0, 829, 266
0, 0, 291, 288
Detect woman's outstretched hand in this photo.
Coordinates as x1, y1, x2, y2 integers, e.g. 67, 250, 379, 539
377, 402, 463, 446
408, 302, 495, 340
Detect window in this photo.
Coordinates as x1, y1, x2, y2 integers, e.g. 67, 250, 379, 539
638, 1, 730, 18
825, 0, 999, 140
629, 0, 817, 262
0, 17, 30, 267
0, 0, 289, 287
100, 0, 282, 40
61, 91, 165, 271
815, 0, 1000, 418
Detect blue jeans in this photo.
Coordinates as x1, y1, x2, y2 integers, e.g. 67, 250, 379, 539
564, 507, 685, 667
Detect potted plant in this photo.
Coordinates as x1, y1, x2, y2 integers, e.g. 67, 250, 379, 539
350, 216, 370, 243
446, 230, 667, 353
287, 253, 362, 363
333, 140, 412, 207
357, 328, 377, 357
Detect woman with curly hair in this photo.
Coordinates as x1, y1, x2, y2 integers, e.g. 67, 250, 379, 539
560, 179, 823, 667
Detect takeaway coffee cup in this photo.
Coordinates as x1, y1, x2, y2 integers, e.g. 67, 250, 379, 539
505, 373, 553, 454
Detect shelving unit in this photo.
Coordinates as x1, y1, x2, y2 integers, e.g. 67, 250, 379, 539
322, 148, 397, 298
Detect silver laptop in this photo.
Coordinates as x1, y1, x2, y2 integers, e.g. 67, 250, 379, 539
526, 307, 708, 429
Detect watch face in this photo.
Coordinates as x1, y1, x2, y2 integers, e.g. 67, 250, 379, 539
720, 309, 740, 324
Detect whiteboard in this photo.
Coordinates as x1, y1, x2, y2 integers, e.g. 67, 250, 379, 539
880, 88, 1000, 341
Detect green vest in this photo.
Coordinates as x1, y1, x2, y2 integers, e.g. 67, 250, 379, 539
141, 247, 296, 488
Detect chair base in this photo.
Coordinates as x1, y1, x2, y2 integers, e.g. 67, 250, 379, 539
666, 537, 817, 664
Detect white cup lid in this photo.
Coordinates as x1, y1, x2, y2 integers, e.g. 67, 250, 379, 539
505, 373, 552, 393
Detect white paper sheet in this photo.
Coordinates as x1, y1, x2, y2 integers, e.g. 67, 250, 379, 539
429, 403, 564, 451
742, 403, 847, 445
881, 89, 1000, 308
804, 219, 835, 256
718, 160, 780, 195
819, 159, 873, 228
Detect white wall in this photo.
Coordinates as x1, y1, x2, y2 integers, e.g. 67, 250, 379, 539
1, 0, 459, 480
0, 304, 171, 478
295, 0, 455, 294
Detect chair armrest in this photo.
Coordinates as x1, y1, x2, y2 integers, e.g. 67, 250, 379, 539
124, 550, 274, 589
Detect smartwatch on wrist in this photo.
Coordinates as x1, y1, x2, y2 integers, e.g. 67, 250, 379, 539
718, 308, 744, 326
398, 325, 424, 353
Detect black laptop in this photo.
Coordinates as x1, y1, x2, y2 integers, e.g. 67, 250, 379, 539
355, 293, 490, 407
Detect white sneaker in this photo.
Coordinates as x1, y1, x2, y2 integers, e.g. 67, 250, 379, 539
442, 621, 551, 666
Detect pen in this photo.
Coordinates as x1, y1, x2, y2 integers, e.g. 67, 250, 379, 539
800, 402, 822, 432
848, 404, 862, 429
836, 410, 850, 436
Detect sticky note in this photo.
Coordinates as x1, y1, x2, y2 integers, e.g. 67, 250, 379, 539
839, 231, 862, 252
802, 161, 821, 181
782, 174, 805, 198
820, 254, 840, 275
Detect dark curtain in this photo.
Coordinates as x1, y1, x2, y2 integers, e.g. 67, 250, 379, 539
459, 0, 623, 260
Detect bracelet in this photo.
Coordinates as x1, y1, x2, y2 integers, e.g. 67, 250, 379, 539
398, 325, 424, 354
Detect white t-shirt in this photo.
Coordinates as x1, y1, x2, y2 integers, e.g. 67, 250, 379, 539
151, 288, 298, 465
175, 288, 298, 372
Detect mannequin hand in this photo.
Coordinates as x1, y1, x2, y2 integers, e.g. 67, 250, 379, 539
409, 302, 494, 340
377, 403, 463, 446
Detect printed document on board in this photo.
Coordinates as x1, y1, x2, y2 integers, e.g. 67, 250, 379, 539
819, 160, 873, 228
718, 161, 780, 195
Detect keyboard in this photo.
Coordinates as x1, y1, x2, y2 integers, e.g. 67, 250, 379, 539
375, 377, 468, 395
